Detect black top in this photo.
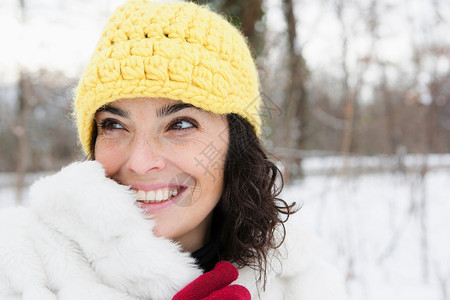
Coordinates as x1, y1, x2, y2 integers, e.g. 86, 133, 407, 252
191, 211, 223, 272
191, 235, 221, 272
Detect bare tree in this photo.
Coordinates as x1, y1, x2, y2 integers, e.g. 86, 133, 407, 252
10, 0, 32, 204
335, 0, 353, 155
280, 0, 308, 174
2, 71, 40, 204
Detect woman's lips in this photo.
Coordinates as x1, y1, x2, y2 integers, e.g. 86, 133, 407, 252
131, 174, 196, 212
134, 186, 187, 213
136, 187, 181, 203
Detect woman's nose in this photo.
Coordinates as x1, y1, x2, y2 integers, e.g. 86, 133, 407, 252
126, 136, 166, 175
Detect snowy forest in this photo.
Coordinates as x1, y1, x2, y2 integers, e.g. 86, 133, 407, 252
1, 0, 450, 299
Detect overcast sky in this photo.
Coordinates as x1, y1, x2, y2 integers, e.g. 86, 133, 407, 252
1, 0, 449, 86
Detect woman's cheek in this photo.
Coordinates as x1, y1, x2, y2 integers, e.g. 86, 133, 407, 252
95, 138, 128, 176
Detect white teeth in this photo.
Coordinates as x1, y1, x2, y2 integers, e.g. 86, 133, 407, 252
137, 190, 146, 201
136, 188, 181, 203
155, 190, 163, 201
147, 190, 156, 201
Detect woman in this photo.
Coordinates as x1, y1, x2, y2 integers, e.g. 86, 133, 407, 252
0, 0, 347, 299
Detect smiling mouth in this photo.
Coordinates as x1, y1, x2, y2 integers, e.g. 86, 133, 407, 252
135, 187, 184, 204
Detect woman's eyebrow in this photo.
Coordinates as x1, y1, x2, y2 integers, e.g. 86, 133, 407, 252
157, 103, 196, 118
96, 105, 129, 118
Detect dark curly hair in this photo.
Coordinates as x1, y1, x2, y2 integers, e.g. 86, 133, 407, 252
217, 114, 297, 285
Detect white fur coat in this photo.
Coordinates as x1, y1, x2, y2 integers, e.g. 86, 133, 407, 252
0, 161, 347, 300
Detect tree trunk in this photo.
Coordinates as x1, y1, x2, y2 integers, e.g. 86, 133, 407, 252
236, 0, 263, 52
282, 0, 308, 175
14, 70, 32, 204
341, 92, 356, 154
335, 0, 356, 155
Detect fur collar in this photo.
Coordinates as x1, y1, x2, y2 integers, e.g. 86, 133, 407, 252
1, 161, 201, 299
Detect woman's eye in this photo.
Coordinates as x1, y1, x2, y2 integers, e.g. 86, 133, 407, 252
98, 119, 125, 131
168, 118, 198, 131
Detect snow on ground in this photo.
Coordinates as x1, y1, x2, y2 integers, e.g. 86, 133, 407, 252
0, 156, 449, 299
283, 163, 450, 300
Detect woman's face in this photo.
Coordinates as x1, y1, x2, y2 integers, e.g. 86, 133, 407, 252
94, 97, 229, 252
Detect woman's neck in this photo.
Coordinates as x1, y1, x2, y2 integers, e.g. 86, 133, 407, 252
176, 213, 213, 252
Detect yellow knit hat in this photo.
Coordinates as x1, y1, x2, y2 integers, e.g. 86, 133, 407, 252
74, 0, 261, 155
